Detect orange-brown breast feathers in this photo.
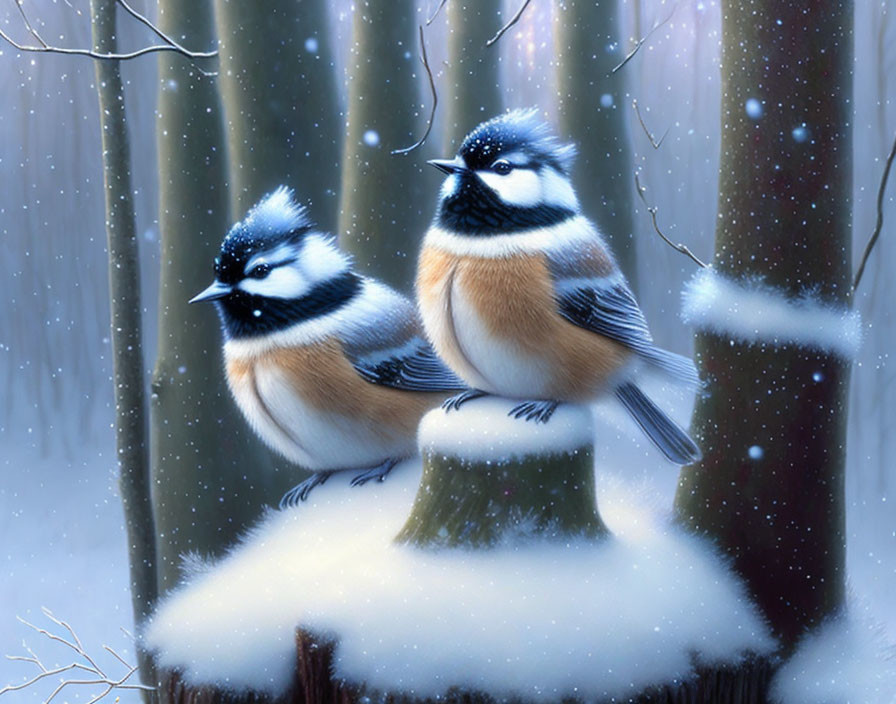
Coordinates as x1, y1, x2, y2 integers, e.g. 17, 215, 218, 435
418, 245, 632, 401
238, 339, 442, 440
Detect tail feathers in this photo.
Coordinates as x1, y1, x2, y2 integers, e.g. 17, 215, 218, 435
637, 346, 702, 389
614, 382, 702, 465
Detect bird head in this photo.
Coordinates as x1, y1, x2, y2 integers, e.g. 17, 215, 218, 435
428, 109, 579, 234
190, 186, 358, 339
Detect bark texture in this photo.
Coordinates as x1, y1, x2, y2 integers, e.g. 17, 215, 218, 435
213, 0, 341, 229
89, 0, 157, 689
675, 2, 853, 650
554, 0, 637, 286
152, 0, 278, 594
443, 0, 504, 149
396, 445, 608, 548
337, 0, 432, 290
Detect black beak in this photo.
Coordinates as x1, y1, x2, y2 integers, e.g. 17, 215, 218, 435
427, 157, 467, 175
189, 281, 232, 304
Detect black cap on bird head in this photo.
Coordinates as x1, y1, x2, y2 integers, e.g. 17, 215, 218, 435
428, 109, 579, 235
190, 186, 360, 339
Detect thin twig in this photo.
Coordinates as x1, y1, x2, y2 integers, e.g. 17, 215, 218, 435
634, 172, 708, 268
14, 0, 48, 47
1, 611, 155, 702
113, 0, 218, 76
633, 99, 669, 149
0, 0, 216, 64
853, 130, 896, 294
426, 0, 449, 26
486, 0, 532, 47
611, 4, 676, 74
392, 25, 438, 155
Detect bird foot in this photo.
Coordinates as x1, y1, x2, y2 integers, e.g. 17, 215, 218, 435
350, 458, 399, 487
442, 389, 487, 412
508, 400, 559, 424
279, 471, 334, 509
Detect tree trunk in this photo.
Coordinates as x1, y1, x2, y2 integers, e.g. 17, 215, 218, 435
675, 1, 853, 651
442, 0, 504, 149
152, 0, 279, 595
89, 0, 157, 689
337, 0, 431, 291
554, 0, 637, 287
213, 0, 341, 230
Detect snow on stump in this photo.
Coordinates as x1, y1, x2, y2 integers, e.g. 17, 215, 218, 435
396, 399, 609, 548
148, 398, 776, 704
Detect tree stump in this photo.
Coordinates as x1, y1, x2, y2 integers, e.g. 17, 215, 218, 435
396, 400, 609, 548
156, 400, 775, 703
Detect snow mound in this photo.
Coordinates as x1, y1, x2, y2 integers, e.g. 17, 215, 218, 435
770, 606, 896, 704
419, 398, 593, 462
681, 268, 862, 358
145, 462, 774, 701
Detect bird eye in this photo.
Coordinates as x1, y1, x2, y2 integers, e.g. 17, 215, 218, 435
491, 159, 513, 175
247, 263, 270, 279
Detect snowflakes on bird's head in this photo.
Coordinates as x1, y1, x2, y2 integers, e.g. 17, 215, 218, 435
215, 186, 316, 286
241, 186, 312, 240
458, 108, 577, 174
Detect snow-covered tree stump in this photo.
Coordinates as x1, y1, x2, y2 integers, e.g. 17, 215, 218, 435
396, 400, 609, 548
152, 399, 776, 704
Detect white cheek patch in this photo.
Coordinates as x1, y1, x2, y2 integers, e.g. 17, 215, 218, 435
477, 169, 541, 206
540, 167, 579, 211
239, 262, 311, 299
300, 234, 351, 284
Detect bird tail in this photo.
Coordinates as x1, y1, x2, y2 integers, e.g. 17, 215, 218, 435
614, 382, 702, 465
637, 346, 702, 388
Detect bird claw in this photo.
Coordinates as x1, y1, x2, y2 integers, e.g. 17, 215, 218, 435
350, 458, 399, 487
279, 471, 333, 509
508, 400, 558, 424
442, 389, 487, 412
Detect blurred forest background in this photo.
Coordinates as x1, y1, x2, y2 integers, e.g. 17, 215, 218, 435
0, 0, 894, 696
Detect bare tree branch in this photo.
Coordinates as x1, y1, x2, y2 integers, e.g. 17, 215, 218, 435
486, 0, 532, 47
853, 130, 896, 295
392, 25, 438, 156
426, 0, 449, 26
14, 0, 48, 47
0, 611, 154, 702
611, 4, 676, 74
632, 99, 669, 149
634, 172, 708, 268
0, 0, 216, 64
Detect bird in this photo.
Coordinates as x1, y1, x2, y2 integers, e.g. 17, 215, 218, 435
416, 109, 702, 465
190, 186, 466, 506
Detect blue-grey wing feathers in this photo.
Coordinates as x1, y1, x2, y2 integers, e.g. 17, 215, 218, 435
615, 382, 701, 465
554, 277, 700, 388
352, 341, 466, 393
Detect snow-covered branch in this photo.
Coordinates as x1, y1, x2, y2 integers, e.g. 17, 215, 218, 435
0, 608, 154, 703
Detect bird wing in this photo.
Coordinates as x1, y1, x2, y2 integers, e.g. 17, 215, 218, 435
547, 247, 700, 387
340, 281, 466, 393
345, 335, 466, 392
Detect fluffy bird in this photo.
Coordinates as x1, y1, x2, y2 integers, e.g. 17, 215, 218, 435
417, 109, 701, 464
191, 187, 465, 505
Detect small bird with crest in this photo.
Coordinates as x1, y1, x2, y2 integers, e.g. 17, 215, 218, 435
417, 109, 702, 465
191, 187, 465, 505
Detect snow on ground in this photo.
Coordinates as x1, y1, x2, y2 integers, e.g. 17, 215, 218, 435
146, 435, 776, 701
681, 267, 863, 358
0, 432, 140, 703
770, 603, 896, 704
